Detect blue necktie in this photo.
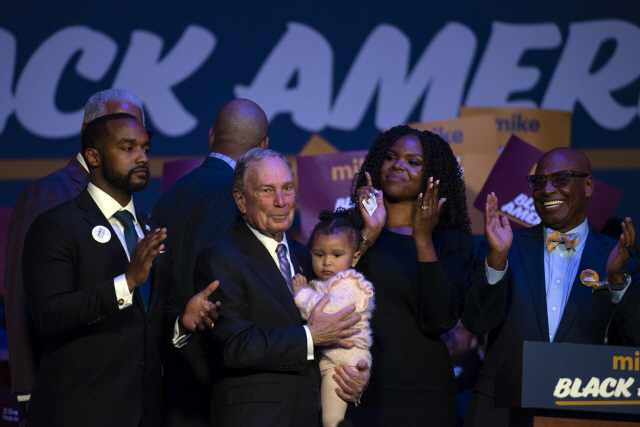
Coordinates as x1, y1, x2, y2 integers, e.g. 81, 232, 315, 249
112, 210, 150, 310
276, 244, 294, 295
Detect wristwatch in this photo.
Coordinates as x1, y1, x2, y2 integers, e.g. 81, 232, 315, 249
607, 273, 630, 291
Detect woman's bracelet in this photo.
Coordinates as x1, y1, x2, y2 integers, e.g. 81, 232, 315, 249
361, 232, 375, 247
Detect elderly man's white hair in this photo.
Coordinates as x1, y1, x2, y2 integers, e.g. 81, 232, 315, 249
83, 89, 145, 125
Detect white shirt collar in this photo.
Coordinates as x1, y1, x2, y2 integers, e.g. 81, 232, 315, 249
76, 153, 89, 173
87, 182, 138, 225
246, 222, 289, 254
209, 152, 237, 170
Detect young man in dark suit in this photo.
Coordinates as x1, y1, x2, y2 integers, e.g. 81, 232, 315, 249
152, 99, 268, 427
194, 148, 370, 426
463, 147, 640, 427
22, 113, 218, 427
4, 89, 146, 424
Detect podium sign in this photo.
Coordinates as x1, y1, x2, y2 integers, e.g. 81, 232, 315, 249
496, 341, 640, 415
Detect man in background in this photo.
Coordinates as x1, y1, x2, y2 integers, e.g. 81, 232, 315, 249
4, 88, 146, 424
152, 98, 268, 427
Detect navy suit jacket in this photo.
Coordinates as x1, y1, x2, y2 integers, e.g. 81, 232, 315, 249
4, 156, 89, 395
152, 156, 241, 427
463, 223, 640, 402
194, 222, 320, 427
23, 189, 170, 427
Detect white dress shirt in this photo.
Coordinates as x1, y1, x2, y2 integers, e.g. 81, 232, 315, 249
87, 183, 143, 309
246, 224, 315, 360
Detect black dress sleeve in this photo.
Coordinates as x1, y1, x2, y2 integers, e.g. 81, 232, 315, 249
415, 228, 474, 336
461, 238, 508, 334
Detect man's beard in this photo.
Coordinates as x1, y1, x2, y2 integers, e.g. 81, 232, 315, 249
103, 159, 149, 193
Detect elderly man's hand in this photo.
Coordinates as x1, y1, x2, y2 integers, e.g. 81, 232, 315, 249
307, 296, 360, 347
333, 360, 370, 403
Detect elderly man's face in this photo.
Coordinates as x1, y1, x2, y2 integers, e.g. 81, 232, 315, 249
235, 157, 295, 241
532, 151, 593, 233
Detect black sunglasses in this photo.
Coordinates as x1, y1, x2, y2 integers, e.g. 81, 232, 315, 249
526, 170, 589, 191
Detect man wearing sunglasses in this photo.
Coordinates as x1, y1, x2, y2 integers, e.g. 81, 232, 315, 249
462, 147, 640, 427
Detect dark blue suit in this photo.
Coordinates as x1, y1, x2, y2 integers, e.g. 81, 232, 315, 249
194, 222, 320, 427
23, 189, 170, 427
151, 156, 241, 427
462, 223, 640, 427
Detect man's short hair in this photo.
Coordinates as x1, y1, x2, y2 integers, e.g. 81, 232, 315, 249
81, 113, 139, 158
83, 89, 145, 125
233, 148, 293, 193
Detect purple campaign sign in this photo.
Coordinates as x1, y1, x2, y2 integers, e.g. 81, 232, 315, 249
297, 150, 369, 243
474, 135, 622, 231
160, 158, 204, 194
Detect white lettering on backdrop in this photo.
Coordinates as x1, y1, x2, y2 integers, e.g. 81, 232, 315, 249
1, 19, 639, 138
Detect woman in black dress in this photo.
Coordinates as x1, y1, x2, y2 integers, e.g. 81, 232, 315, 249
343, 125, 474, 426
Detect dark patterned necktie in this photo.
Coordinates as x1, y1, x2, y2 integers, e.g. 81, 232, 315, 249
276, 244, 294, 295
112, 210, 150, 310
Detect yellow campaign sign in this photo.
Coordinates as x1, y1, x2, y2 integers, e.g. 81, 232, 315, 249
408, 114, 499, 156
460, 106, 572, 152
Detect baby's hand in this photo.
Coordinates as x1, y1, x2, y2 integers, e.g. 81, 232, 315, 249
292, 274, 308, 294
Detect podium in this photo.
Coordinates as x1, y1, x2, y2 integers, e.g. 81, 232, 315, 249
495, 341, 640, 426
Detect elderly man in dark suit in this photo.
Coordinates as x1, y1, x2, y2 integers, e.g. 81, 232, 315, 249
463, 147, 640, 427
4, 88, 147, 424
22, 113, 218, 427
194, 148, 370, 427
152, 99, 268, 427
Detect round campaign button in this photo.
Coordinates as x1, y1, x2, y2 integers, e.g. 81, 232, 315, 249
92, 225, 111, 243
580, 269, 599, 286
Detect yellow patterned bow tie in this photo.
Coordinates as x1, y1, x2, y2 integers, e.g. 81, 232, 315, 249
546, 230, 579, 252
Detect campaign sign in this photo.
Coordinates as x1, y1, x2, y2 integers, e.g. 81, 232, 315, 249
496, 341, 640, 414
460, 107, 572, 152
160, 158, 205, 194
474, 135, 622, 231
409, 115, 499, 157
297, 150, 369, 243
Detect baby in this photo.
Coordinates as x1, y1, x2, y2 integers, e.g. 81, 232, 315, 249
293, 209, 374, 427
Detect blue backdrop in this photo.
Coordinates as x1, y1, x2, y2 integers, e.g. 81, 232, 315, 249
1, 1, 639, 216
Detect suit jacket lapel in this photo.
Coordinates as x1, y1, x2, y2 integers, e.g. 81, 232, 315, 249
77, 190, 130, 272
554, 226, 610, 342
518, 224, 550, 341
235, 223, 302, 324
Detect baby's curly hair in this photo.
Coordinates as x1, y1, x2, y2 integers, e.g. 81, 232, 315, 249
308, 209, 362, 252
349, 125, 472, 239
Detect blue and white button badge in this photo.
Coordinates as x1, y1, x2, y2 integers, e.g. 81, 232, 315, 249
92, 225, 111, 243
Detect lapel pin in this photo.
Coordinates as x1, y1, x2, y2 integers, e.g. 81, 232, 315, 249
144, 224, 151, 232
580, 269, 606, 292
92, 225, 111, 243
